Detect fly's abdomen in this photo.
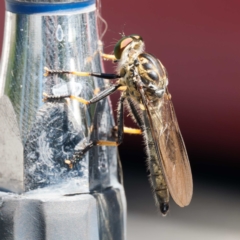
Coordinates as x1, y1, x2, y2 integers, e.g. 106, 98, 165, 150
143, 114, 170, 215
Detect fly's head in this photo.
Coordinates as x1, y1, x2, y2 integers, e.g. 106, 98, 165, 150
114, 35, 145, 68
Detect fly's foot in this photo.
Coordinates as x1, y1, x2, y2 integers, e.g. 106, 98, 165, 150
65, 140, 95, 169
64, 148, 87, 169
44, 67, 50, 77
44, 67, 62, 76
44, 66, 71, 76
65, 159, 76, 169
42, 92, 70, 103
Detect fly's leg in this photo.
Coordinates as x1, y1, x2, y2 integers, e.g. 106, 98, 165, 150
86, 40, 117, 63
43, 83, 122, 105
112, 96, 142, 140
109, 94, 131, 146
44, 68, 141, 134
43, 67, 122, 104
43, 69, 140, 168
87, 83, 122, 104
44, 68, 122, 168
61, 95, 145, 175
98, 41, 117, 61
65, 141, 94, 169
112, 94, 142, 144
111, 126, 142, 142
65, 140, 118, 169
101, 53, 117, 62
122, 127, 141, 134
62, 94, 140, 169
126, 97, 144, 130
43, 83, 122, 168
44, 67, 120, 79
116, 94, 125, 145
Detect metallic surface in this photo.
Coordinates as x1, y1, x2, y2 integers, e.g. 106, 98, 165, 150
0, 191, 100, 240
5, 0, 96, 15
6, 0, 92, 3
0, 187, 125, 240
0, 0, 126, 239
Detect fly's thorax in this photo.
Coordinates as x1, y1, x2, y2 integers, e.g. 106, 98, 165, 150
137, 53, 168, 100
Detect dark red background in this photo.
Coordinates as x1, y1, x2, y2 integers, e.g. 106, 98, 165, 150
100, 0, 240, 167
0, 1, 239, 168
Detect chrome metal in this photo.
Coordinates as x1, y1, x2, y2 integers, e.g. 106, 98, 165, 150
0, 1, 126, 239
7, 0, 91, 3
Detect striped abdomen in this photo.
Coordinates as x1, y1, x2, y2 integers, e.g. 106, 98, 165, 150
143, 111, 170, 215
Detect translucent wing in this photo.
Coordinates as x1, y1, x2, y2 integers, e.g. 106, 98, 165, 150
144, 92, 193, 207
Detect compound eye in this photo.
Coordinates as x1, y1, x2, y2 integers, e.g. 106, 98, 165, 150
114, 37, 133, 59
130, 35, 143, 42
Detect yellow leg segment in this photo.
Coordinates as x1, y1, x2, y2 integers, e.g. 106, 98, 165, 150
117, 86, 127, 91
44, 67, 91, 77
101, 53, 117, 61
42, 92, 49, 101
70, 71, 91, 77
70, 95, 89, 105
62, 86, 126, 104
96, 140, 119, 147
113, 126, 142, 135
65, 160, 74, 169
123, 127, 142, 135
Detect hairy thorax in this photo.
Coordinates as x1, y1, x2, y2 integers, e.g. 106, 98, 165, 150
118, 52, 168, 105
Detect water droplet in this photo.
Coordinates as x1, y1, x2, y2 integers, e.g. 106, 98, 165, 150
56, 25, 64, 42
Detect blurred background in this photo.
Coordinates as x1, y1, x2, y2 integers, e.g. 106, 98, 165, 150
1, 0, 240, 239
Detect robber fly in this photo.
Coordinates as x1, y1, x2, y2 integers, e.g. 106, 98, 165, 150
44, 34, 193, 216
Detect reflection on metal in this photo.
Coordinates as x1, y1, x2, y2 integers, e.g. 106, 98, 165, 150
55, 24, 64, 42
93, 188, 126, 240
0, 95, 23, 193
0, 0, 126, 239
0, 192, 100, 240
